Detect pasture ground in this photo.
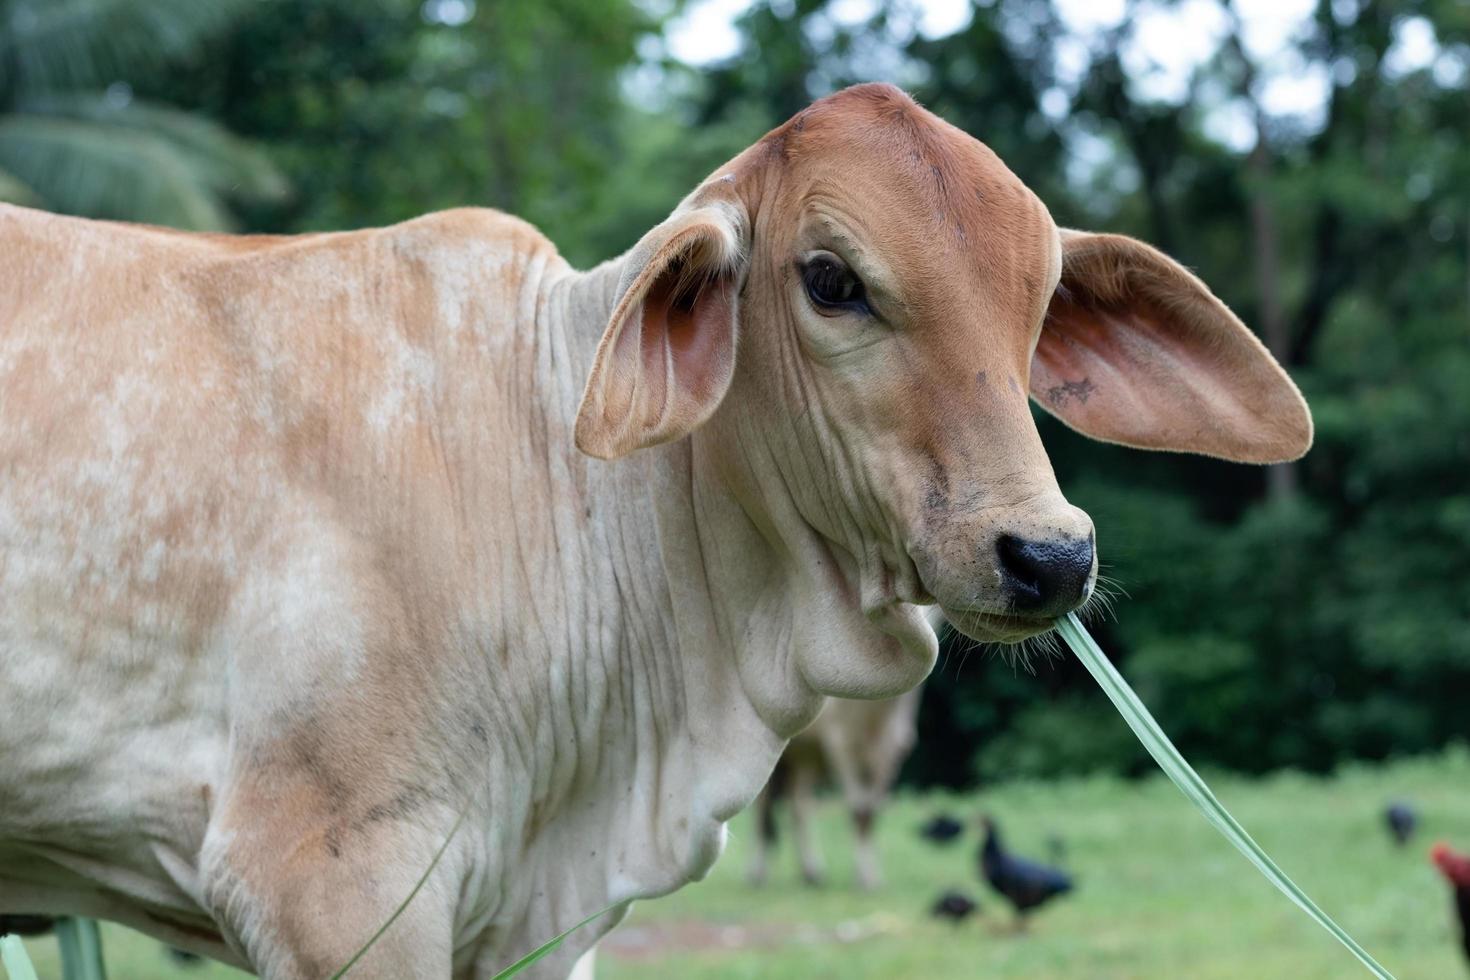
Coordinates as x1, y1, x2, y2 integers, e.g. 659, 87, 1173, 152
15, 749, 1469, 979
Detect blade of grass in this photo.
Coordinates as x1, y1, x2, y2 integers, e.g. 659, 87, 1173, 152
490, 905, 618, 980
55, 918, 107, 980
1056, 612, 1394, 980
1, 935, 40, 980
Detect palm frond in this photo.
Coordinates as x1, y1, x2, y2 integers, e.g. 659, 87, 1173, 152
0, 0, 256, 94
20, 93, 289, 201
0, 114, 232, 229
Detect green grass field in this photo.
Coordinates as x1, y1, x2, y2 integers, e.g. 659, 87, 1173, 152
12, 749, 1469, 979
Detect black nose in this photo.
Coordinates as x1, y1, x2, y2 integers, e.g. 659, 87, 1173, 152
996, 534, 1094, 617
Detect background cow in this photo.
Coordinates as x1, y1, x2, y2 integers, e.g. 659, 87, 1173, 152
747, 605, 947, 892
746, 687, 922, 891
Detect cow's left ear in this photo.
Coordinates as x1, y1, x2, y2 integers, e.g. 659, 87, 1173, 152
574, 191, 749, 460
1030, 230, 1313, 464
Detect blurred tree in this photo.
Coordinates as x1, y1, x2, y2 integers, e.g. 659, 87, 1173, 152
0, 0, 286, 228
139, 0, 670, 266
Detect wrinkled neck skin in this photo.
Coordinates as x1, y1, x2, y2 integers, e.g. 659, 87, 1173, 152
458, 258, 892, 977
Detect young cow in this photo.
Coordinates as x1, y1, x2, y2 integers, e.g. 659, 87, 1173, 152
0, 84, 1310, 978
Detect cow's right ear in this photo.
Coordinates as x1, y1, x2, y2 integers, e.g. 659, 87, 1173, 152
1031, 230, 1313, 464
574, 191, 749, 460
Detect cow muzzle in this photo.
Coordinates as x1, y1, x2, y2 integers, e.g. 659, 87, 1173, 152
913, 496, 1096, 641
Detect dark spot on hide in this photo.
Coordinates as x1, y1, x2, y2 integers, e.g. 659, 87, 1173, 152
1046, 377, 1097, 406
922, 450, 951, 512
359, 784, 430, 828
282, 725, 352, 812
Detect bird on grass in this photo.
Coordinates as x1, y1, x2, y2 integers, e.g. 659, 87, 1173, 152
930, 890, 979, 924
979, 815, 1073, 930
1385, 801, 1418, 846
1431, 842, 1470, 964
920, 813, 965, 845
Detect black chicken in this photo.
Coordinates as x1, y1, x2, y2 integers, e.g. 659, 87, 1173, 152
1432, 842, 1470, 964
930, 889, 979, 924
1385, 801, 1418, 847
920, 813, 965, 845
979, 815, 1073, 928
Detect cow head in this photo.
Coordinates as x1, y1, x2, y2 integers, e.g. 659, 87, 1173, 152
574, 84, 1311, 698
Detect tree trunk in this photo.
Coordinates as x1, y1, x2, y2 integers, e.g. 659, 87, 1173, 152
1228, 9, 1295, 499
1246, 139, 1296, 499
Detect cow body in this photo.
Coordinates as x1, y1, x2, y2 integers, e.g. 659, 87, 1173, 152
0, 83, 1311, 978
0, 206, 804, 976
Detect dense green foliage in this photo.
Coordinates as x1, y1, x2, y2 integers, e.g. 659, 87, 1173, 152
0, 0, 286, 227
10, 0, 1466, 784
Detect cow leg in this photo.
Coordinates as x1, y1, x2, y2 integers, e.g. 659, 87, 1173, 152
789, 761, 826, 887
745, 783, 775, 886
201, 771, 459, 979
849, 802, 881, 891
823, 747, 883, 891
855, 741, 915, 891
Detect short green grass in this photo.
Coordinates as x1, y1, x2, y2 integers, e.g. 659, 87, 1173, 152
597, 750, 1470, 980
11, 750, 1468, 979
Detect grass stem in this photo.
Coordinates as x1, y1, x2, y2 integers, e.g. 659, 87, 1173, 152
1056, 612, 1395, 980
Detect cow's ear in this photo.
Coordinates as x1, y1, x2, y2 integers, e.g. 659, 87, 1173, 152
574, 193, 749, 460
1030, 230, 1313, 464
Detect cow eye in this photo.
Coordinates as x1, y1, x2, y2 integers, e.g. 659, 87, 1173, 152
801, 253, 869, 315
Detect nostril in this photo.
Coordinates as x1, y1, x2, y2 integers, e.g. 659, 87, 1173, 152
996, 535, 1044, 606
995, 533, 1095, 615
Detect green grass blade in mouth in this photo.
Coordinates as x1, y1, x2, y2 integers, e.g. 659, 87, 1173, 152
0, 934, 40, 980
1055, 612, 1395, 980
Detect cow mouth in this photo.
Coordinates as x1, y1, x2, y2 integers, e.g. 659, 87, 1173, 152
936, 607, 1055, 644
908, 549, 1072, 644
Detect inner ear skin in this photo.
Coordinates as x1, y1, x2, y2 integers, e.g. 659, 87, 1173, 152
575, 211, 749, 460
1033, 237, 1313, 463
643, 261, 735, 408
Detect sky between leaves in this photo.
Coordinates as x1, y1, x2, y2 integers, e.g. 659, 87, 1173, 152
648, 0, 1459, 152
